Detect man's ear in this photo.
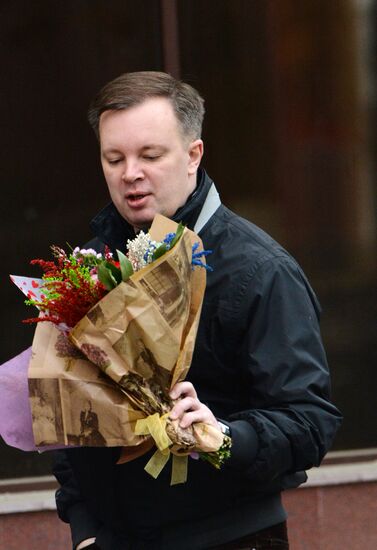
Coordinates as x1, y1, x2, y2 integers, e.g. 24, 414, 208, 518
188, 139, 204, 175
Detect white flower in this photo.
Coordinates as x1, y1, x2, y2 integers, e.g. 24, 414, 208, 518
126, 231, 159, 271
72, 247, 104, 260
81, 248, 98, 257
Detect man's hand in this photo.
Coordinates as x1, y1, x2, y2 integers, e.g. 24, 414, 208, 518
169, 381, 219, 430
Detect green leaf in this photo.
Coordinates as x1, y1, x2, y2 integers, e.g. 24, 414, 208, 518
97, 264, 118, 290
169, 222, 184, 249
117, 250, 134, 281
104, 261, 122, 284
152, 243, 168, 260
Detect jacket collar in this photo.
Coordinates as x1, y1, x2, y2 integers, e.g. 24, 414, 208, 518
90, 168, 213, 253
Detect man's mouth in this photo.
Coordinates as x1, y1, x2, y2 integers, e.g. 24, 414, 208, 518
126, 192, 150, 207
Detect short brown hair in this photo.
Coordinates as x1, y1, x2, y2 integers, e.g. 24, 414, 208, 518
88, 71, 205, 141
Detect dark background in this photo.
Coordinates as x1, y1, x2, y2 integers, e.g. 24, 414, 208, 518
1, 0, 376, 478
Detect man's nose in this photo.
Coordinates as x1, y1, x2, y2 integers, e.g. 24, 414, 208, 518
121, 160, 144, 183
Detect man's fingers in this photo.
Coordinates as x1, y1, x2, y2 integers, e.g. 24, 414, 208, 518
169, 381, 219, 429
178, 409, 213, 429
169, 381, 197, 400
169, 396, 198, 420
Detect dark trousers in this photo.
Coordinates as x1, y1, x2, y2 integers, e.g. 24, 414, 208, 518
209, 521, 289, 550
95, 521, 289, 549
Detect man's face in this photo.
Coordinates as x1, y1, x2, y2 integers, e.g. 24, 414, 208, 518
99, 97, 203, 230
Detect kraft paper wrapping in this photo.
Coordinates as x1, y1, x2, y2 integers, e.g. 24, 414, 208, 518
28, 215, 222, 469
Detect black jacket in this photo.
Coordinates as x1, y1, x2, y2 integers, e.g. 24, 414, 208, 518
53, 169, 342, 549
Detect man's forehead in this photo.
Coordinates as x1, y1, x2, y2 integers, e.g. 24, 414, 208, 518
99, 100, 185, 149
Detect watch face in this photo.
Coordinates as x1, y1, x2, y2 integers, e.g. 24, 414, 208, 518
218, 421, 230, 437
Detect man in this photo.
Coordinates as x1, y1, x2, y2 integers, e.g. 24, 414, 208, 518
53, 71, 342, 550
79, 400, 106, 447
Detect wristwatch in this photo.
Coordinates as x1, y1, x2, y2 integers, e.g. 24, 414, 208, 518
217, 420, 231, 437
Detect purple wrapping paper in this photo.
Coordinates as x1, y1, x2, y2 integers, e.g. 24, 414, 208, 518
0, 348, 36, 451
0, 348, 67, 452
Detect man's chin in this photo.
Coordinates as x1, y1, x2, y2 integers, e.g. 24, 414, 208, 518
119, 205, 169, 231
123, 212, 155, 232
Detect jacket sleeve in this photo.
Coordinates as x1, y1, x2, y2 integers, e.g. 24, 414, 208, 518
52, 450, 101, 549
225, 255, 342, 481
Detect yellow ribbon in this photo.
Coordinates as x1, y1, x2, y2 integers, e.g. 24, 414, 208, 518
135, 413, 188, 485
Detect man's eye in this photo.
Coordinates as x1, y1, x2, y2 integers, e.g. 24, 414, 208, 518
143, 155, 160, 161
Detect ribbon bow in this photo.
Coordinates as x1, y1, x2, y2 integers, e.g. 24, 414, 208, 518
135, 413, 189, 485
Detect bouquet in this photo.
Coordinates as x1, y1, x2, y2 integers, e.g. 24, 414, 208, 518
11, 214, 231, 484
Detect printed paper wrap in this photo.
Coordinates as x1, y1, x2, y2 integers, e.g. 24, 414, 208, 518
27, 215, 222, 464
